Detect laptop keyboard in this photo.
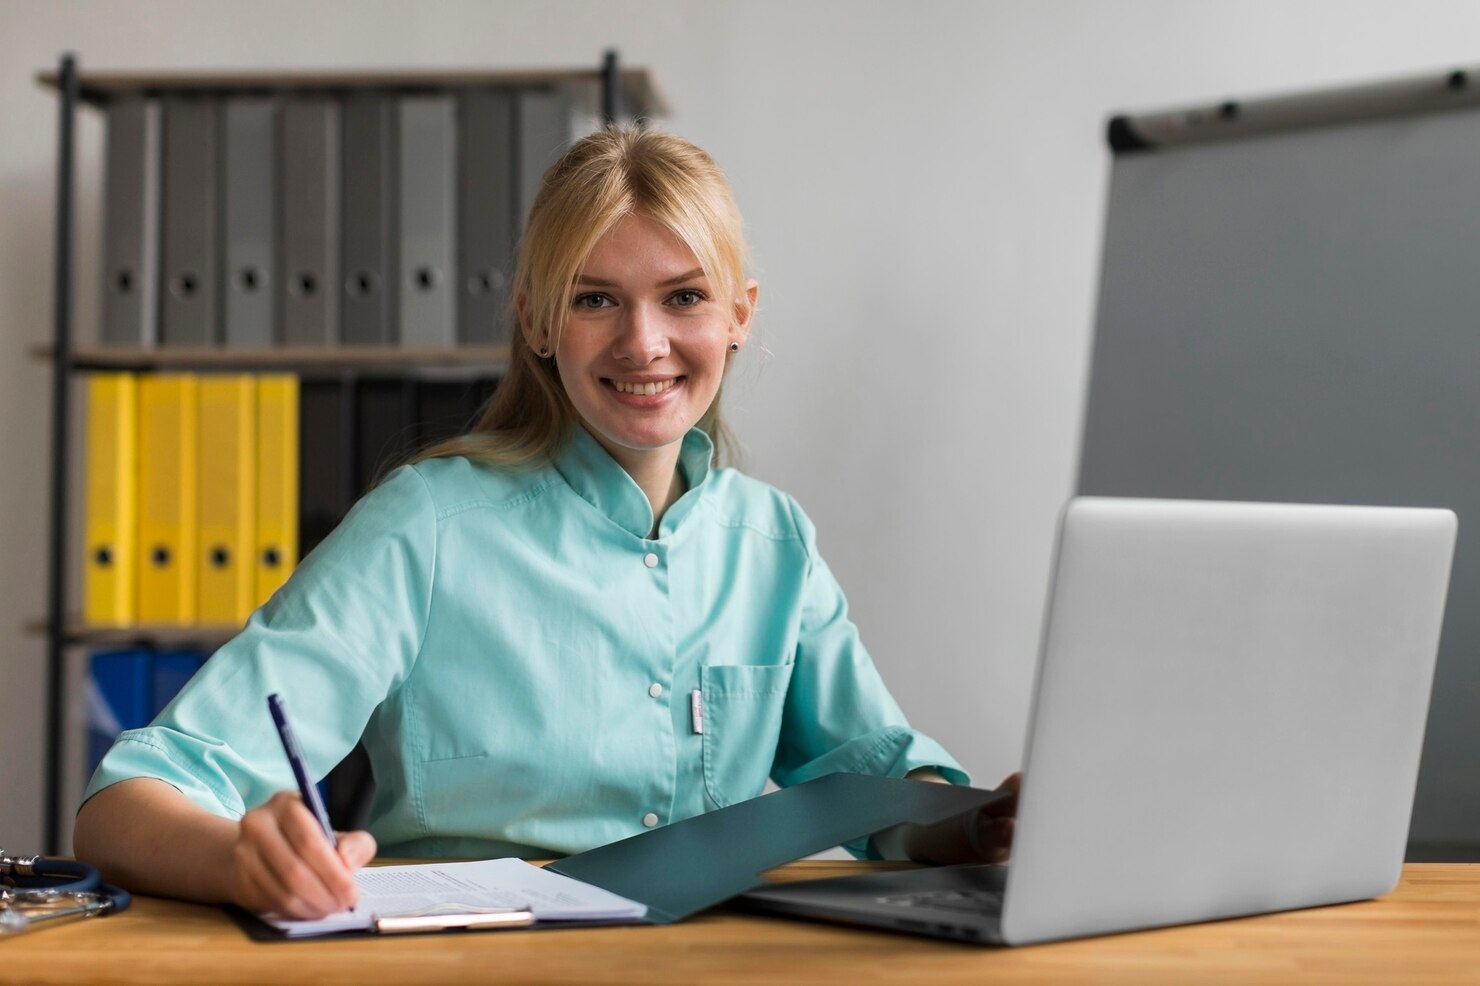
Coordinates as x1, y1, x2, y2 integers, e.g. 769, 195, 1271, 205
874, 888, 1005, 915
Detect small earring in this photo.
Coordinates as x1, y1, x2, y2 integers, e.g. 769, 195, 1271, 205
729, 342, 740, 353
537, 345, 550, 358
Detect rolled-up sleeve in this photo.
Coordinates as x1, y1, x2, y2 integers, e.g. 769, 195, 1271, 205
80, 464, 438, 820
771, 497, 970, 854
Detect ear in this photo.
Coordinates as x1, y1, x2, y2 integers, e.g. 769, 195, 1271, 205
731, 279, 759, 349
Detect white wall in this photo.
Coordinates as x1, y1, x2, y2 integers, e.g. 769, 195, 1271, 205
3, 0, 1479, 851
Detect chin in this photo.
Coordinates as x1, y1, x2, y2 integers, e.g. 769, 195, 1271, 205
607, 431, 687, 452
588, 417, 688, 448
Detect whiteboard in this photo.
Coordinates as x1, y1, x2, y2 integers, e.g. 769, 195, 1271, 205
1079, 75, 1480, 852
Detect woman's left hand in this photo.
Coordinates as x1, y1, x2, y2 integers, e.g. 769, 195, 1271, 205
901, 772, 1021, 865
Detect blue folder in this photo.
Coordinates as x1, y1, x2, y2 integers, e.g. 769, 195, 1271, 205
151, 649, 207, 719
88, 648, 210, 779
86, 648, 153, 778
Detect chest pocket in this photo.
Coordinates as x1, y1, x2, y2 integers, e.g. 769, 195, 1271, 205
700, 662, 795, 808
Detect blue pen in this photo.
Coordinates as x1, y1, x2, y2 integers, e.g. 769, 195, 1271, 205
267, 693, 338, 848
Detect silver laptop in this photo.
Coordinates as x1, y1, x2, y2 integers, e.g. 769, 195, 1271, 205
743, 497, 1457, 945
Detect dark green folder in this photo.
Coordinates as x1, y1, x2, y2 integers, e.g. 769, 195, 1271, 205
548, 773, 1008, 925
234, 772, 1006, 939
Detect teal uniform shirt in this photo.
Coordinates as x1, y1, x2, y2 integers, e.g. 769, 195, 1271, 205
84, 425, 968, 858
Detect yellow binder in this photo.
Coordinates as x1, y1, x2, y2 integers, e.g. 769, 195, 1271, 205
83, 374, 138, 625
197, 376, 256, 625
137, 374, 199, 624
255, 375, 299, 606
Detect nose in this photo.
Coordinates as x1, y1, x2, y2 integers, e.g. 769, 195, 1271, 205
611, 301, 670, 365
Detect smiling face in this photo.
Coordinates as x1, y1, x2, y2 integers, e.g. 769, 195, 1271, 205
542, 211, 756, 475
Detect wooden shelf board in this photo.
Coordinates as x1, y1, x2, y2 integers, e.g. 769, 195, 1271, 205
31, 343, 511, 372
30, 619, 243, 648
35, 66, 671, 116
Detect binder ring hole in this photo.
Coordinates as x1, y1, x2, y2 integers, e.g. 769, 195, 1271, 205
262, 547, 281, 568
171, 273, 198, 298
414, 267, 439, 292
291, 273, 318, 297
94, 546, 113, 567
239, 267, 264, 293
347, 272, 379, 298
210, 546, 230, 568
115, 270, 134, 294
151, 546, 171, 568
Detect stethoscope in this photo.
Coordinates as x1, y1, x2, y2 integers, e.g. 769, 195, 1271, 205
0, 848, 132, 935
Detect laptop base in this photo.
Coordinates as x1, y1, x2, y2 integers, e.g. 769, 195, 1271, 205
739, 863, 1008, 945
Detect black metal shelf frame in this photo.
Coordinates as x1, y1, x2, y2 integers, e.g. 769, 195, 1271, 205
40, 48, 629, 853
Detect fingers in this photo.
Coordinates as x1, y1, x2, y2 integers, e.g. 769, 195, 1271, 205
276, 793, 360, 905
974, 814, 1015, 864
983, 771, 1021, 818
972, 773, 1022, 863
235, 792, 360, 919
335, 830, 378, 907
235, 836, 326, 918
242, 800, 341, 918
336, 829, 378, 870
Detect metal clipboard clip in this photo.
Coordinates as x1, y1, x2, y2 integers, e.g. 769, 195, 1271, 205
372, 906, 535, 934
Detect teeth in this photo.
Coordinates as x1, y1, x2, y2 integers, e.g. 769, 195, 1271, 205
613, 378, 677, 396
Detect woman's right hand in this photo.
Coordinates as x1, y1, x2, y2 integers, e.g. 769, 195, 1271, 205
231, 790, 377, 919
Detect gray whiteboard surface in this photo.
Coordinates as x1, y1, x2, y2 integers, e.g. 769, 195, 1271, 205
1079, 87, 1480, 852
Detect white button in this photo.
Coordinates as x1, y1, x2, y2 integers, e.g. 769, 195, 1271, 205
648, 682, 664, 698
642, 812, 660, 828
643, 552, 659, 568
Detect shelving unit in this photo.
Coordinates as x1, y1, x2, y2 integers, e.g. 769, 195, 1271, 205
31, 343, 511, 372
27, 619, 241, 649
36, 50, 667, 852
35, 66, 670, 116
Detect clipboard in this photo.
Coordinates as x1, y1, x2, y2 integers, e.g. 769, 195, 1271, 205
232, 773, 1008, 940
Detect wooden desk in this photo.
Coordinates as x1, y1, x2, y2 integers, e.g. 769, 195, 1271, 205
4, 862, 1479, 985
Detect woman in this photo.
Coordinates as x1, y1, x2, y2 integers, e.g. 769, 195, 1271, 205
75, 126, 1018, 920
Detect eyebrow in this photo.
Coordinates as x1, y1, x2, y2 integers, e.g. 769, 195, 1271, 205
575, 267, 707, 289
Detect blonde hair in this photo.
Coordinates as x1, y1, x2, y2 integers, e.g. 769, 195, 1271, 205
413, 125, 752, 472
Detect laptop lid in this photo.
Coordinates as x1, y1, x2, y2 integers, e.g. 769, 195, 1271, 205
1001, 497, 1456, 945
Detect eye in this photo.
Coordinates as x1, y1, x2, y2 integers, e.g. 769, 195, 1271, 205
572, 292, 614, 311
670, 289, 708, 308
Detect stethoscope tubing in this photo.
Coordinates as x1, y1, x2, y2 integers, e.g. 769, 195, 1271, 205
9, 858, 101, 895
1, 853, 132, 914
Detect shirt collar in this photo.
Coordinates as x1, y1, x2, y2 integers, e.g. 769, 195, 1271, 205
552, 425, 715, 540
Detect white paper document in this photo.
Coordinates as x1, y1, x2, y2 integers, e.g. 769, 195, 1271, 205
258, 858, 647, 937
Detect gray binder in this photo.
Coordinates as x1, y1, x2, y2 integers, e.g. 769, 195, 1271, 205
100, 96, 160, 347
159, 96, 221, 346
456, 89, 515, 344
397, 96, 456, 346
223, 98, 277, 348
279, 98, 339, 346
515, 87, 573, 237
340, 94, 397, 346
